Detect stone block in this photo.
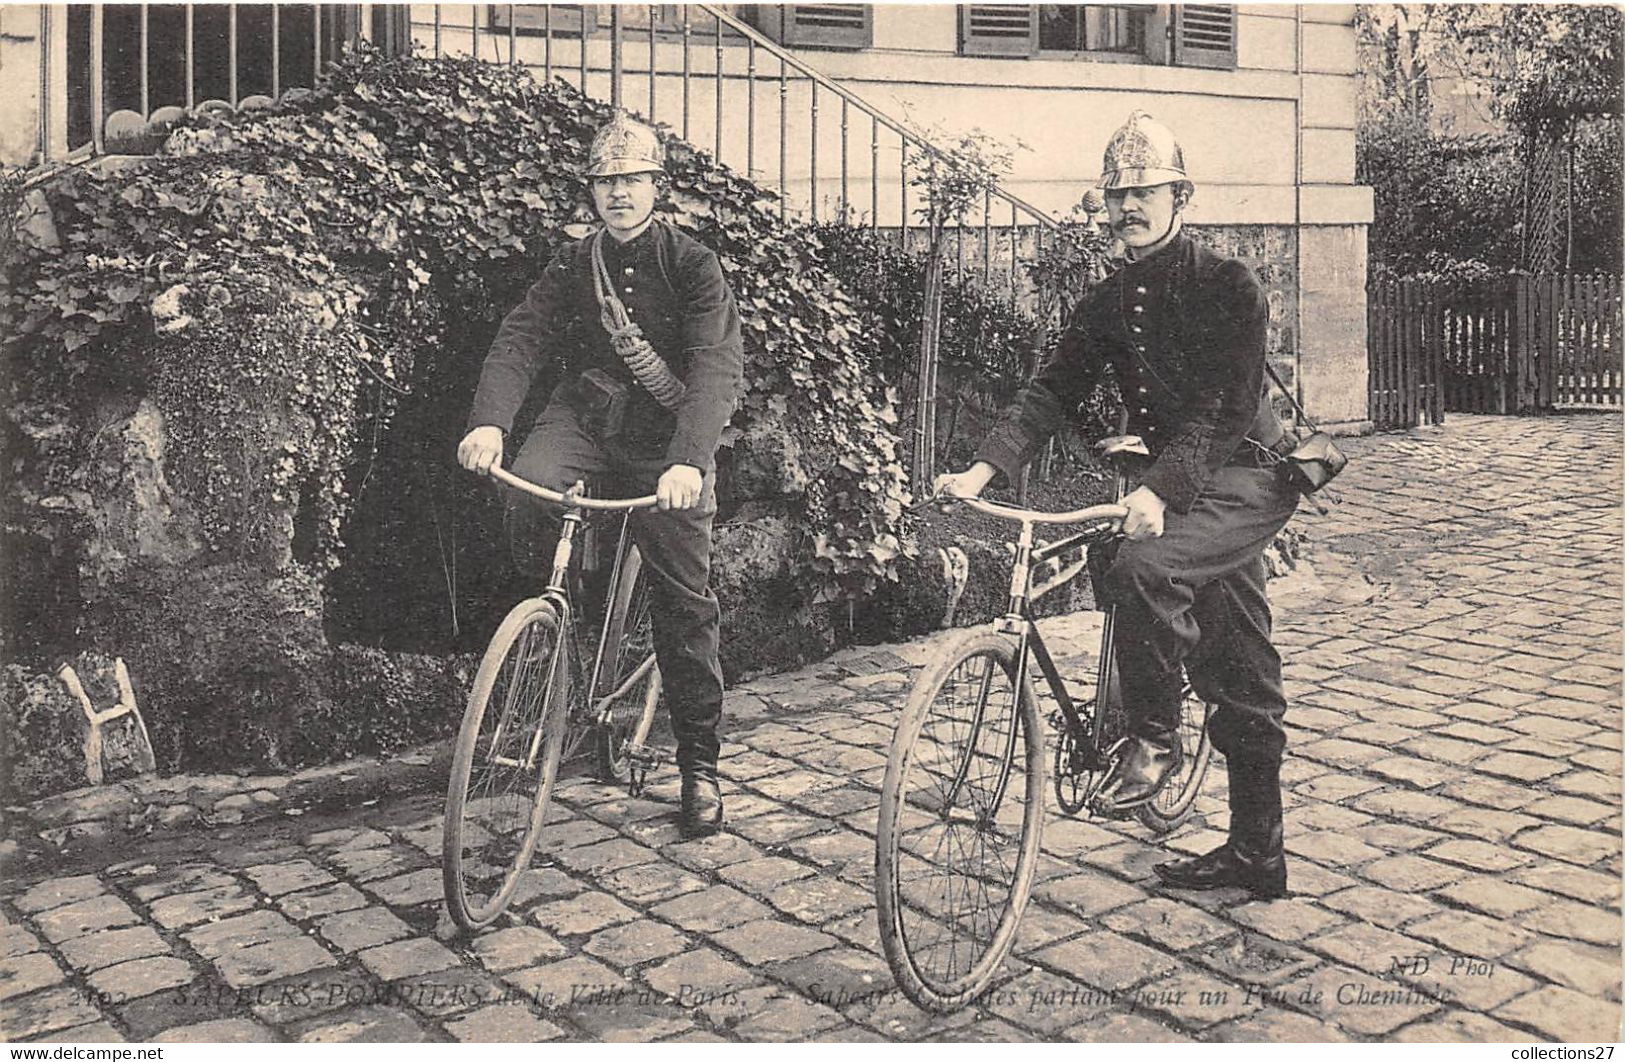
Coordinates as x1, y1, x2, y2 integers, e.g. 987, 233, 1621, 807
14, 875, 104, 914
443, 1005, 566, 1042
182, 909, 297, 959
354, 938, 460, 981
584, 920, 690, 969
0, 953, 66, 1002
58, 925, 170, 973
712, 919, 839, 965
87, 956, 195, 1000
650, 884, 771, 933
213, 936, 337, 989
529, 891, 639, 937
34, 893, 144, 944
317, 907, 411, 952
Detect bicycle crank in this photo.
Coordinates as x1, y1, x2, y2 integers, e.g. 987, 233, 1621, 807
623, 742, 671, 797
1052, 721, 1094, 816
1085, 738, 1139, 821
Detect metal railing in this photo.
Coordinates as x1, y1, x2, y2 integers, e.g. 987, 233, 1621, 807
427, 4, 1063, 305
31, 4, 402, 165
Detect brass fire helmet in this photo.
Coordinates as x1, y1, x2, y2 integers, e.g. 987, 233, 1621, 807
1099, 111, 1190, 191
584, 111, 666, 179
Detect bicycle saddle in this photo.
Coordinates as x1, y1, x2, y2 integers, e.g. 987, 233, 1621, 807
1095, 435, 1151, 459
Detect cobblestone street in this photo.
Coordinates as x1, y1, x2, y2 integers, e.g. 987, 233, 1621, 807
3, 413, 1620, 1043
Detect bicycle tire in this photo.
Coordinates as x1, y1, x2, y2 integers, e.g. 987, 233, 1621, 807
1135, 680, 1214, 833
877, 629, 1046, 1013
443, 597, 570, 930
593, 545, 663, 784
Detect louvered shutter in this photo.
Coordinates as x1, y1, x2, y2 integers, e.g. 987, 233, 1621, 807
1171, 5, 1236, 69
756, 5, 873, 49
959, 5, 1038, 57
490, 5, 597, 36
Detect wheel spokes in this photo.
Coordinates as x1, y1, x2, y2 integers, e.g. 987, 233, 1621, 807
891, 649, 1029, 995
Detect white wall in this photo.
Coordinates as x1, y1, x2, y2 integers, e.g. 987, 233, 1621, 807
411, 3, 1368, 228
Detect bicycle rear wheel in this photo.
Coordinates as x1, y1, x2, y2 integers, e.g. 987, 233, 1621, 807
443, 597, 570, 930
1136, 679, 1214, 833
877, 629, 1046, 1013
593, 545, 663, 784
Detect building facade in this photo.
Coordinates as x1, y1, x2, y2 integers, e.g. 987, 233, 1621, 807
4, 3, 1372, 429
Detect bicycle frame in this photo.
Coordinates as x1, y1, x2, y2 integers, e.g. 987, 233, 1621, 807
938, 496, 1124, 806
1004, 525, 1120, 775
484, 468, 660, 761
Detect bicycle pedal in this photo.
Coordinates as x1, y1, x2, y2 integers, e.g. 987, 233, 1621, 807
624, 743, 671, 798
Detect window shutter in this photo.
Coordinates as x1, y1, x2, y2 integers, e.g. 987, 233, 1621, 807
490, 5, 597, 36
959, 5, 1037, 57
757, 5, 873, 49
1171, 5, 1235, 69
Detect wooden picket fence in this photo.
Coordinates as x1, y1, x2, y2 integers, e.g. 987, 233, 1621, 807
1369, 274, 1623, 429
1368, 279, 1448, 429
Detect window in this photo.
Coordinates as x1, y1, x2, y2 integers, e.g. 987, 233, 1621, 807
961, 4, 1234, 67
1038, 6, 1146, 55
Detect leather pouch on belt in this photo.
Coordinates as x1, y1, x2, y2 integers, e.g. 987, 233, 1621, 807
1281, 432, 1349, 495
574, 368, 629, 441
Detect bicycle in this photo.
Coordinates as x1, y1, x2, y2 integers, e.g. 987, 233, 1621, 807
875, 437, 1216, 1012
443, 467, 666, 931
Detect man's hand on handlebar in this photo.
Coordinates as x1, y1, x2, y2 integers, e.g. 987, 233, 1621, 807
932, 462, 998, 503
657, 464, 704, 511
1120, 485, 1166, 541
457, 425, 505, 475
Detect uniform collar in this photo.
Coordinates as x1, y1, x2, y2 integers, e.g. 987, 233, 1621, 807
601, 218, 661, 269
1121, 230, 1191, 286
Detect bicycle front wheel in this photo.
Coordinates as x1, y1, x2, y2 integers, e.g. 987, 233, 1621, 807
876, 629, 1046, 1013
444, 598, 570, 930
594, 545, 663, 784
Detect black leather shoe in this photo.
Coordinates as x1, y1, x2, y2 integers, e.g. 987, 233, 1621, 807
1094, 735, 1180, 812
1153, 843, 1287, 899
679, 770, 724, 838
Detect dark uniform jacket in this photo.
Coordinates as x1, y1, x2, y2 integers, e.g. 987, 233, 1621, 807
977, 231, 1288, 513
468, 219, 745, 471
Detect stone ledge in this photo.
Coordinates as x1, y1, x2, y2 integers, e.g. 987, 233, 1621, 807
6, 746, 448, 852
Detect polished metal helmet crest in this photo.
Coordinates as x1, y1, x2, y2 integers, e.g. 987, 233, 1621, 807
585, 111, 665, 179
1099, 111, 1189, 191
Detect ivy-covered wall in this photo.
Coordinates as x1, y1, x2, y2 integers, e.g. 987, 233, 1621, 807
2, 52, 924, 784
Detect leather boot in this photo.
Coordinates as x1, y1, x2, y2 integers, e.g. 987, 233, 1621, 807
1154, 752, 1286, 899
1152, 839, 1286, 898
679, 764, 723, 838
1095, 732, 1181, 813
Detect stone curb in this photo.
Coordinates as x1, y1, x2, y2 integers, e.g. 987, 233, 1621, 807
5, 747, 449, 853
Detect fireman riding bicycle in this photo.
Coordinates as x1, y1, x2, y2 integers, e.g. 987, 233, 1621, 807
443, 466, 664, 931
875, 437, 1216, 1012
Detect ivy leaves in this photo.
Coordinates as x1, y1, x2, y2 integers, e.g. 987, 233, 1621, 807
6, 47, 919, 604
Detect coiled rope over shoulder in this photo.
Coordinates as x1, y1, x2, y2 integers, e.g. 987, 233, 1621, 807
591, 231, 687, 410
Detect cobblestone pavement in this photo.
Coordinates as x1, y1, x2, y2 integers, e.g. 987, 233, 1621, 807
3, 413, 1620, 1043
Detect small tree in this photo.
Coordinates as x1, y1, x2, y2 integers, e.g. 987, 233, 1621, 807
904, 129, 1018, 490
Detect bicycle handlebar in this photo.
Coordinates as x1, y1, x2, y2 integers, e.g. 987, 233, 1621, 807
945, 494, 1128, 527
486, 466, 659, 511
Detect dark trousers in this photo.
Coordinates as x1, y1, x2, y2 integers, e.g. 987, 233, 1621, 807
1102, 464, 1299, 766
506, 400, 725, 772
